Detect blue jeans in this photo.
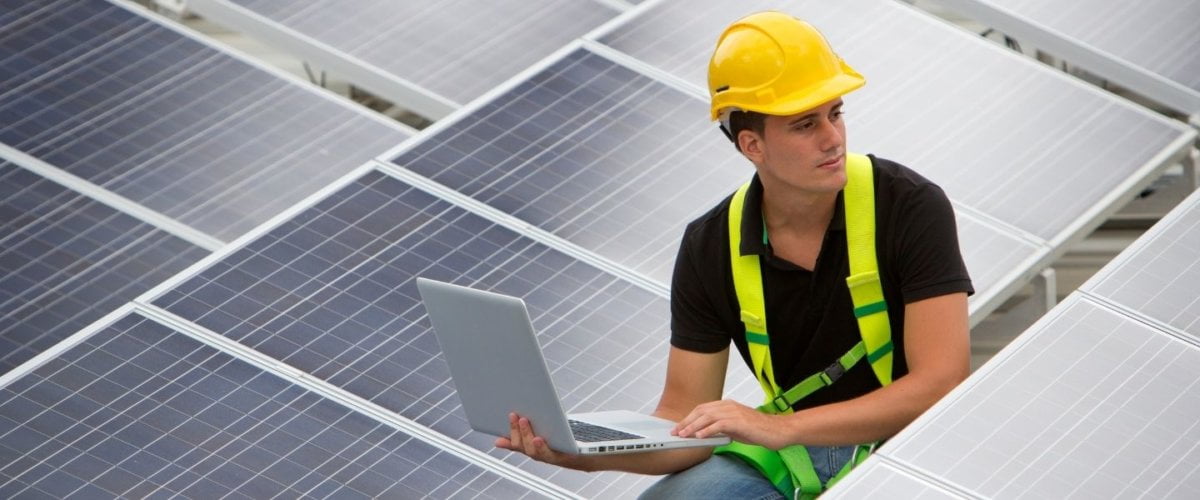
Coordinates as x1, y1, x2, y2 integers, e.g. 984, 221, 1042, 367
638, 446, 856, 499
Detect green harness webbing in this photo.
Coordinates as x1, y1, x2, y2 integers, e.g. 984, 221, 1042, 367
713, 153, 893, 499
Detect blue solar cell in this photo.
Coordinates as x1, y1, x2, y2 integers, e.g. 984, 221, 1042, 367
0, 0, 409, 240
0, 162, 207, 375
393, 49, 747, 284
153, 170, 703, 496
0, 312, 534, 498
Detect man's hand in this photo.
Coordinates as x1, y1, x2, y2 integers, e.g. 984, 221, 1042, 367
495, 413, 585, 469
672, 399, 790, 450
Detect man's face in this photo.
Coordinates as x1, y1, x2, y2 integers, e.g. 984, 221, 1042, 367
739, 98, 848, 196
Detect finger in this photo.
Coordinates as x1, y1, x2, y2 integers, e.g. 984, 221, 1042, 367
508, 413, 523, 450
518, 417, 540, 456
495, 436, 514, 450
531, 436, 559, 462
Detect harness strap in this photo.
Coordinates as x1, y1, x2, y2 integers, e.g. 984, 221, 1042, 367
844, 154, 894, 386
714, 153, 891, 498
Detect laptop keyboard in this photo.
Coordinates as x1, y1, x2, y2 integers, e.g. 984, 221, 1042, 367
568, 420, 644, 442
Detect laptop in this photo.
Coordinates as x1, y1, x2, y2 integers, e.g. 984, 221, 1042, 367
416, 278, 730, 455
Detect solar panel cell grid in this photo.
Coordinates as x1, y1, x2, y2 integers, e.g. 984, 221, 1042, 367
1, 0, 409, 240
394, 48, 749, 283
0, 162, 206, 375
1086, 194, 1200, 342
154, 170, 705, 497
885, 298, 1200, 498
0, 313, 537, 499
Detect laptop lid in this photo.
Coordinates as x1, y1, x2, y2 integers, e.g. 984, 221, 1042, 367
416, 278, 579, 452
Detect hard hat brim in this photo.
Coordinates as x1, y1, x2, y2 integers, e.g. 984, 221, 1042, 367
710, 71, 865, 121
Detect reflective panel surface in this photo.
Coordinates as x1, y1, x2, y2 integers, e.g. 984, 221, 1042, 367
0, 0, 409, 240
0, 162, 206, 375
0, 313, 537, 498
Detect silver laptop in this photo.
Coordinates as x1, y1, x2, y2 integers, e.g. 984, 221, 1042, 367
416, 278, 729, 455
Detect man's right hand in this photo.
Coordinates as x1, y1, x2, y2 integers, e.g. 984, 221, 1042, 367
495, 412, 589, 471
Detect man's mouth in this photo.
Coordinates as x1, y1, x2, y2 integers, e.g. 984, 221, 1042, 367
817, 156, 842, 169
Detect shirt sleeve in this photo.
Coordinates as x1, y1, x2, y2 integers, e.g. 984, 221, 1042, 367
894, 183, 975, 304
669, 228, 733, 353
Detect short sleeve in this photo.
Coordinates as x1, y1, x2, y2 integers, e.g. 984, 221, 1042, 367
894, 184, 975, 304
670, 230, 733, 353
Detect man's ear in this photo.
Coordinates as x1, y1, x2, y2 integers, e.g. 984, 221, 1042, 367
738, 130, 764, 162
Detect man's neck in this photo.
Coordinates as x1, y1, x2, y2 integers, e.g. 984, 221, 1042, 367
760, 182, 838, 237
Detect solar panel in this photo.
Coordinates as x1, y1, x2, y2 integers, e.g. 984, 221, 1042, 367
151, 169, 729, 497
188, 0, 619, 112
393, 48, 747, 284
0, 162, 207, 375
826, 458, 963, 499
0, 311, 538, 498
1084, 191, 1200, 343
0, 0, 411, 241
597, 0, 1195, 245
932, 0, 1200, 117
865, 296, 1200, 498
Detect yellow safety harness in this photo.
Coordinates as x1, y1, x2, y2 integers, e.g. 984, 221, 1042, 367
713, 153, 893, 499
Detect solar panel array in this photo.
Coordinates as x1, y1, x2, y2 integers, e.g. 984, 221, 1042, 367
931, 0, 1200, 119
3, 0, 1197, 498
148, 169, 701, 498
828, 191, 1200, 498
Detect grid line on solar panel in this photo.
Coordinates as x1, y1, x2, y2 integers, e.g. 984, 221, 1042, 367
883, 296, 1200, 499
150, 169, 725, 497
0, 0, 409, 240
0, 162, 207, 375
393, 48, 749, 284
0, 312, 539, 499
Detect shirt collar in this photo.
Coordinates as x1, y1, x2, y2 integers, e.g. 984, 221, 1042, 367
738, 174, 846, 257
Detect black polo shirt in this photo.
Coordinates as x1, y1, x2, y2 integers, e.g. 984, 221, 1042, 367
670, 155, 973, 411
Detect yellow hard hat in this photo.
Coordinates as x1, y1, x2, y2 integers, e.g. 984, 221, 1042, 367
708, 11, 865, 121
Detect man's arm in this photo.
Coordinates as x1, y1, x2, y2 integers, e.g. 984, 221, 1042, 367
497, 345, 731, 475
674, 292, 969, 448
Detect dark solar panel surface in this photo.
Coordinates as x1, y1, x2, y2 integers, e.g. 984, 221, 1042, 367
0, 162, 206, 375
153, 170, 711, 497
0, 312, 537, 499
225, 0, 618, 104
394, 48, 748, 284
0, 0, 409, 240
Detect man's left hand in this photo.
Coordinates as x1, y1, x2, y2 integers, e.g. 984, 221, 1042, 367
672, 399, 791, 450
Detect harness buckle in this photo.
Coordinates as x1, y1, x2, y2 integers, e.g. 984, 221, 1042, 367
822, 361, 846, 385
769, 395, 791, 413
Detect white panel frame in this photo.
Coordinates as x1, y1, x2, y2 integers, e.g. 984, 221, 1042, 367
929, 0, 1200, 122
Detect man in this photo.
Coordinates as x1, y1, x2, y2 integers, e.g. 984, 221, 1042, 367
497, 11, 972, 498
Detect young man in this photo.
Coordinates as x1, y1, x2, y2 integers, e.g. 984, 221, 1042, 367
497, 11, 972, 498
